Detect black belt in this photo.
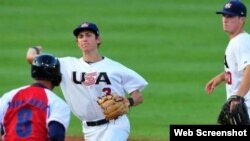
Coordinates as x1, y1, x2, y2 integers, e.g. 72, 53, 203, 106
86, 119, 109, 126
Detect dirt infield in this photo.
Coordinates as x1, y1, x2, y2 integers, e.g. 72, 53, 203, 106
66, 136, 83, 141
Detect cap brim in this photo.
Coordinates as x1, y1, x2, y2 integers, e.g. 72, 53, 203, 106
216, 10, 238, 16
73, 28, 98, 36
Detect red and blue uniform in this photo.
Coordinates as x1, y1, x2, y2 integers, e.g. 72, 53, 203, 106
0, 84, 70, 141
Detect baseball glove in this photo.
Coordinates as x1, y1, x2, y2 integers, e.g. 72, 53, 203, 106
97, 94, 129, 120
217, 95, 250, 125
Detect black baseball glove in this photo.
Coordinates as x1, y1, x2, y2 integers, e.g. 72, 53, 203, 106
217, 95, 250, 125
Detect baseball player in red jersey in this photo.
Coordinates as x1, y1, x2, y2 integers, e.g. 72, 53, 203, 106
26, 22, 148, 141
205, 1, 250, 120
0, 54, 70, 141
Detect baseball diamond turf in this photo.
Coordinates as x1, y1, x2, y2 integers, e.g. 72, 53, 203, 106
1, 0, 250, 140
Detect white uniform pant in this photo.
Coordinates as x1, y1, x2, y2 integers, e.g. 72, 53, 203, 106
82, 115, 130, 141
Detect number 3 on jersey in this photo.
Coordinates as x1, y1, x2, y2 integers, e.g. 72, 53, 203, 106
16, 108, 32, 137
103, 87, 111, 95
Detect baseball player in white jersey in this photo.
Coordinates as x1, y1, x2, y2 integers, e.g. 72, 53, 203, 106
0, 54, 70, 141
26, 22, 148, 141
205, 1, 250, 118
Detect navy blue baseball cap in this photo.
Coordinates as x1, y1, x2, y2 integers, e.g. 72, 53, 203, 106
216, 0, 247, 17
73, 22, 100, 37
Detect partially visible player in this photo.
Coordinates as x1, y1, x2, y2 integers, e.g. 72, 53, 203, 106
26, 21, 148, 141
205, 0, 250, 119
0, 54, 70, 141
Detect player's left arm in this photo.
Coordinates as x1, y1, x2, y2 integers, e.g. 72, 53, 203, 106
48, 121, 66, 141
129, 90, 143, 106
231, 65, 250, 110
236, 65, 250, 97
237, 39, 250, 97
122, 67, 148, 107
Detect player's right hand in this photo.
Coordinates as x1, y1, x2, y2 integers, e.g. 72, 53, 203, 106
205, 73, 225, 94
205, 80, 216, 94
26, 46, 42, 64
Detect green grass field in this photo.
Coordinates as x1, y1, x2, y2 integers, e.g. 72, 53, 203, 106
1, 0, 250, 140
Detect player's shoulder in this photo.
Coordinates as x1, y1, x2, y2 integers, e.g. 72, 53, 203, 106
103, 56, 140, 74
104, 57, 128, 67
232, 32, 250, 46
236, 32, 250, 41
1, 85, 29, 102
44, 89, 68, 105
44, 89, 61, 99
58, 56, 80, 62
58, 56, 83, 67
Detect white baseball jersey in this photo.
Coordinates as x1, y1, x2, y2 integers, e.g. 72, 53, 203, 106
224, 32, 250, 115
59, 56, 148, 121
0, 85, 70, 140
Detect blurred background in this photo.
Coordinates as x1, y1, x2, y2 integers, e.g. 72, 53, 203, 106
1, 0, 250, 140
